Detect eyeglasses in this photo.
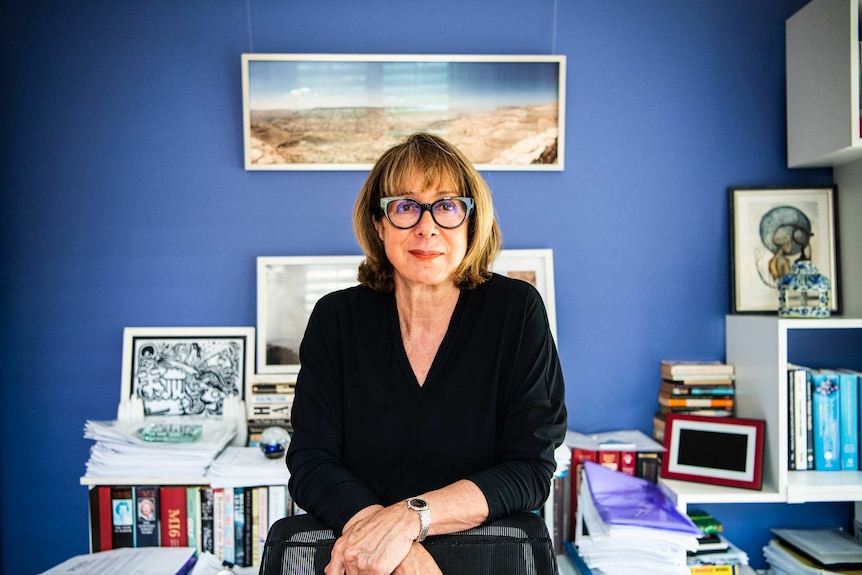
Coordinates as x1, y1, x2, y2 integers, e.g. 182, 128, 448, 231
379, 196, 474, 229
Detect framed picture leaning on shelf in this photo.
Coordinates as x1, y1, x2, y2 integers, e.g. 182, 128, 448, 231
491, 248, 557, 340
257, 255, 363, 374
729, 186, 840, 314
120, 327, 255, 417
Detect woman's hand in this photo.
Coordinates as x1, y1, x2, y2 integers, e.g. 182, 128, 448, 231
324, 503, 420, 575
392, 543, 443, 575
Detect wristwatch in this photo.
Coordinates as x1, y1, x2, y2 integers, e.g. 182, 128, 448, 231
405, 497, 430, 542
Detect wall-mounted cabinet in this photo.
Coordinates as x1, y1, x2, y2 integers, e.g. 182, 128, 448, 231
661, 316, 862, 510
786, 0, 862, 167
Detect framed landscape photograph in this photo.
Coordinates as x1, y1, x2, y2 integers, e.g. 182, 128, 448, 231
492, 249, 557, 339
120, 327, 255, 417
729, 186, 839, 314
242, 53, 566, 171
257, 255, 363, 374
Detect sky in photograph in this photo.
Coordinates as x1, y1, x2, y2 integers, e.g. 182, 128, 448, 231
247, 58, 561, 112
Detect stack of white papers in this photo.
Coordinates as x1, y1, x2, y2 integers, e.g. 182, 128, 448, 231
83, 418, 236, 480
39, 546, 197, 575
575, 461, 701, 575
205, 446, 290, 488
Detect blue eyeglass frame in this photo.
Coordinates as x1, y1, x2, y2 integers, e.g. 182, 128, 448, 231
379, 196, 475, 229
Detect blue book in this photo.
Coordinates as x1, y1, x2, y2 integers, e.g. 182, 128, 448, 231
811, 371, 841, 471
836, 369, 860, 470
233, 487, 245, 566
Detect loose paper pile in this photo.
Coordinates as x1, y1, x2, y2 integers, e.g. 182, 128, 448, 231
205, 446, 291, 488
83, 418, 236, 480
574, 460, 701, 575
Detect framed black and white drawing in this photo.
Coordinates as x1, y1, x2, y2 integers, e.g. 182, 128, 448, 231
120, 327, 255, 417
729, 186, 839, 314
242, 53, 566, 171
257, 255, 363, 374
492, 249, 557, 339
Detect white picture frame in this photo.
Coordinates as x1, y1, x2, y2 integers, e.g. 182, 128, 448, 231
257, 255, 363, 374
120, 327, 255, 416
492, 248, 557, 340
242, 53, 566, 171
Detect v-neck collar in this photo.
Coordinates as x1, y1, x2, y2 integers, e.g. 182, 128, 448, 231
391, 288, 469, 393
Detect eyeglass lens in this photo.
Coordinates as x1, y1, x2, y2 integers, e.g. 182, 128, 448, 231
386, 198, 470, 229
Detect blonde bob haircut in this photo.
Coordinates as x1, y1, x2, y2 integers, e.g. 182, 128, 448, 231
353, 132, 502, 292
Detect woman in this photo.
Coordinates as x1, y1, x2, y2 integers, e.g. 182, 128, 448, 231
286, 132, 567, 574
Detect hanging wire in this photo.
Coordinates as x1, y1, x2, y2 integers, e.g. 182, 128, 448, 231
551, 0, 559, 54
246, 0, 255, 53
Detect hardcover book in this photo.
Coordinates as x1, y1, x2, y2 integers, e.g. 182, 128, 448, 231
159, 486, 189, 547
110, 486, 134, 549
836, 369, 860, 470
199, 487, 215, 554
89, 485, 113, 552
133, 486, 159, 547
811, 371, 841, 471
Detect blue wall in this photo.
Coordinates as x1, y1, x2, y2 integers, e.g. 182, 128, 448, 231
1, 1, 852, 572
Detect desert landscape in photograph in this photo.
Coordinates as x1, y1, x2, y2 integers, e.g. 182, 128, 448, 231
248, 102, 559, 167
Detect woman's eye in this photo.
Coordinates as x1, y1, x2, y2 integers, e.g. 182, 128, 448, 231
395, 201, 417, 214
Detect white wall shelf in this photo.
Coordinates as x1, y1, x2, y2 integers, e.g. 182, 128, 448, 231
786, 0, 862, 167
661, 316, 862, 511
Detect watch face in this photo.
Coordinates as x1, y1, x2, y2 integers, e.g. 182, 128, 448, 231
408, 498, 428, 510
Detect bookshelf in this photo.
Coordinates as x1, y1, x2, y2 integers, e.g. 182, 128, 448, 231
660, 316, 862, 510
786, 0, 862, 167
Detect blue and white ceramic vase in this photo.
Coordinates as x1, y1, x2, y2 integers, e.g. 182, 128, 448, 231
777, 259, 831, 318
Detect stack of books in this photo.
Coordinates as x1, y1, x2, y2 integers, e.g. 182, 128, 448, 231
246, 374, 295, 446
654, 361, 736, 443
686, 510, 750, 574
763, 527, 862, 575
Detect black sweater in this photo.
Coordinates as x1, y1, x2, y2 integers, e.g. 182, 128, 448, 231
286, 273, 568, 534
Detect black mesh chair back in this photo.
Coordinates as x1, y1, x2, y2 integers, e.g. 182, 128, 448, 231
259, 511, 558, 575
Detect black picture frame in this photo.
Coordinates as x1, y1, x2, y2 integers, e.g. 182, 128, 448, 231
728, 186, 840, 314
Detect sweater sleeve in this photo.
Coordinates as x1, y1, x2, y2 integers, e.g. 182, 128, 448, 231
467, 284, 568, 521
286, 293, 381, 534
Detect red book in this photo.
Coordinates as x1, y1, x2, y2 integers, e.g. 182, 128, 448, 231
619, 451, 637, 476
89, 485, 113, 552
159, 486, 189, 547
569, 448, 598, 540
597, 450, 620, 470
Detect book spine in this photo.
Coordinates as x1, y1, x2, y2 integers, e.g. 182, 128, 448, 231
251, 487, 261, 567
244, 487, 253, 566
689, 565, 738, 575
811, 372, 841, 471
213, 488, 225, 561
569, 448, 597, 541
635, 451, 661, 483
159, 486, 189, 547
838, 372, 859, 470
110, 486, 134, 549
200, 487, 215, 554
257, 486, 269, 565
618, 451, 636, 476
224, 487, 235, 564
787, 368, 796, 470
805, 371, 815, 469
268, 485, 287, 530
793, 368, 809, 471
233, 488, 246, 566
133, 486, 160, 547
660, 396, 734, 407
89, 485, 113, 552
186, 486, 199, 552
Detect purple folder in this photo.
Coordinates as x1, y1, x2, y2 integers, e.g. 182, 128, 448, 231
582, 460, 702, 535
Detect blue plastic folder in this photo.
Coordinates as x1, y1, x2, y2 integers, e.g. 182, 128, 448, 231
582, 460, 702, 535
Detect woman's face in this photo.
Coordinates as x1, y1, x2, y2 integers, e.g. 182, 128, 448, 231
376, 171, 469, 292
